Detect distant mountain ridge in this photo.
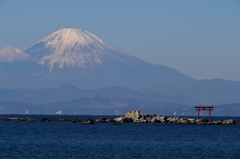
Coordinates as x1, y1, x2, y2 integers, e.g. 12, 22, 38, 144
0, 84, 198, 105
0, 97, 239, 116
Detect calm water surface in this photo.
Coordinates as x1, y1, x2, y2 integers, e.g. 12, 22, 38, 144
0, 115, 239, 159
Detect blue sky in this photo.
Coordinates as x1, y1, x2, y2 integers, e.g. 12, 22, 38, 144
0, 0, 240, 80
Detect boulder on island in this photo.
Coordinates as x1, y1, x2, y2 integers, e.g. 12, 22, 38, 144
83, 119, 94, 124
95, 117, 113, 122
125, 110, 144, 122
114, 116, 125, 122
223, 119, 236, 124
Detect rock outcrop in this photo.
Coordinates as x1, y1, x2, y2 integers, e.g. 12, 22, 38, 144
83, 119, 94, 124
95, 117, 113, 122
125, 110, 143, 121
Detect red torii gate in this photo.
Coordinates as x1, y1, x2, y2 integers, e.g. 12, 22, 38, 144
194, 106, 214, 121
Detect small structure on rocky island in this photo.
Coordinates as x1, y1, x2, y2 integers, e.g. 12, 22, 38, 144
194, 106, 214, 121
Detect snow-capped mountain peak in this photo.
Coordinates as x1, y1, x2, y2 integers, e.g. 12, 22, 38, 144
25, 28, 124, 71
42, 28, 107, 48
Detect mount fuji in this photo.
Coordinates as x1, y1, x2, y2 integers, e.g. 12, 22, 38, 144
18, 28, 194, 89
0, 28, 240, 105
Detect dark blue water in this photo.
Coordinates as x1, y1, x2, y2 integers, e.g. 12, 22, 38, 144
0, 115, 240, 159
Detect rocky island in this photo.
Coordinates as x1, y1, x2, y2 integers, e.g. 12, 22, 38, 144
0, 110, 239, 125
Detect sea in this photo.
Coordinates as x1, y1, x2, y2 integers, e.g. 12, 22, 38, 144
0, 115, 239, 159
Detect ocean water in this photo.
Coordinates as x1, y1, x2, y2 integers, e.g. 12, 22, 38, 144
0, 115, 240, 159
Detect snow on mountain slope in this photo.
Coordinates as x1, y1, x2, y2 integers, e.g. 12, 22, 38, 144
25, 28, 129, 71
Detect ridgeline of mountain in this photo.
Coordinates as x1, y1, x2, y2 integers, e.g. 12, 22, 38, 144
0, 84, 198, 105
0, 97, 239, 116
0, 28, 239, 106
